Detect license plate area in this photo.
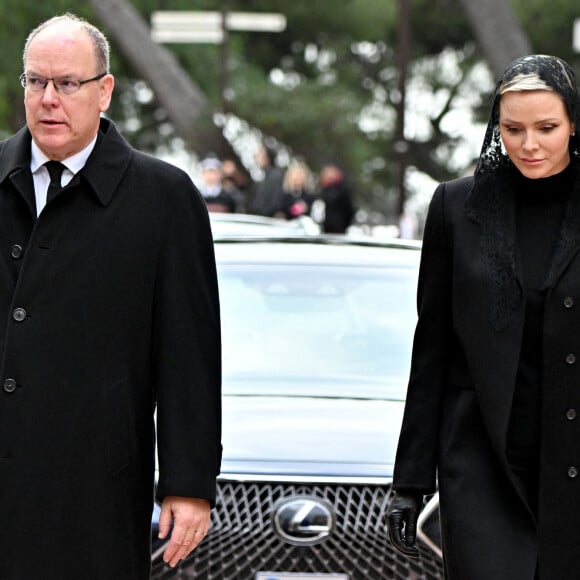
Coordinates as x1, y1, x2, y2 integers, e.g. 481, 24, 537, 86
255, 574, 348, 580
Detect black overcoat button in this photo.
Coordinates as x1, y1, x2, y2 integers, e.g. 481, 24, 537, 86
567, 409, 577, 420
3, 378, 16, 393
10, 244, 23, 259
12, 308, 26, 322
569, 466, 579, 479
566, 353, 577, 365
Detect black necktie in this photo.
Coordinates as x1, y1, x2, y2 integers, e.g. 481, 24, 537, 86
45, 161, 65, 203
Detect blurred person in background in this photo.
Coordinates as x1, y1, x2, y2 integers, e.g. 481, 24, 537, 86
198, 155, 238, 213
387, 54, 580, 579
250, 143, 285, 217
1, 13, 222, 579
398, 204, 418, 239
317, 163, 355, 234
222, 157, 250, 213
280, 160, 315, 220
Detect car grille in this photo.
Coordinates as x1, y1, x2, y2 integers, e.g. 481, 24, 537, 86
151, 481, 444, 579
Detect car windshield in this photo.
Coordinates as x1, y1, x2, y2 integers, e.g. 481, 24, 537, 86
218, 262, 417, 400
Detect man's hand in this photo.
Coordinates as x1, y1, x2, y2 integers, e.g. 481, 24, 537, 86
386, 490, 423, 558
158, 496, 210, 568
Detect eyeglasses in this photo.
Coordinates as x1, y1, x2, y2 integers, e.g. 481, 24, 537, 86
19, 72, 107, 95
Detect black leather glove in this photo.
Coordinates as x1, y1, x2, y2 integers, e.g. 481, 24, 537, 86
386, 490, 423, 558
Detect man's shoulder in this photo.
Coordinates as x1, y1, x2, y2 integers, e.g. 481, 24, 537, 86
0, 126, 31, 154
0, 127, 31, 182
99, 118, 188, 178
130, 148, 190, 181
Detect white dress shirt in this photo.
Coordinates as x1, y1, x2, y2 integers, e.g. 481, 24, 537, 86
30, 135, 98, 216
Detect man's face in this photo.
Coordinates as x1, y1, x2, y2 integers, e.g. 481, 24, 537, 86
202, 167, 222, 187
23, 22, 114, 160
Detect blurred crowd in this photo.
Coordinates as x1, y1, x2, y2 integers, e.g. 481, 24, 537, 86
196, 144, 356, 234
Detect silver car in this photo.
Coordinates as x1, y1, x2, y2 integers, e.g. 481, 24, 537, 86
152, 235, 443, 579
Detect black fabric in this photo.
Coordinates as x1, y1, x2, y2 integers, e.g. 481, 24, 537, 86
393, 54, 580, 579
250, 166, 285, 216
465, 159, 580, 333
44, 160, 65, 202
0, 119, 222, 579
508, 163, 574, 515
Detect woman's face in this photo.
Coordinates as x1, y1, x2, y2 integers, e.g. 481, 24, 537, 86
288, 167, 307, 190
499, 90, 575, 178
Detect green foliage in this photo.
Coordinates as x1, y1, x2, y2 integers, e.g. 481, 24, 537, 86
2, 0, 579, 221
0, 0, 94, 133
512, 0, 580, 74
410, 0, 474, 56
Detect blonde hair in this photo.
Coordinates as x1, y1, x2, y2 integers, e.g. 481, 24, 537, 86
499, 72, 553, 95
283, 161, 314, 193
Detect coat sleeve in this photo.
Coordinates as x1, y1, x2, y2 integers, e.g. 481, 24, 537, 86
392, 182, 453, 493
153, 168, 222, 506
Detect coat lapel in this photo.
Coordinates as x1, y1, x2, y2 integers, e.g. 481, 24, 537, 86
464, 160, 580, 465
0, 126, 37, 218
465, 160, 580, 330
465, 167, 523, 332
81, 118, 133, 207
0, 119, 135, 214
542, 160, 580, 289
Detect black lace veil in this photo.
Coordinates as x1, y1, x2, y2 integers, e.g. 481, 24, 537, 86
466, 55, 580, 332
474, 54, 580, 182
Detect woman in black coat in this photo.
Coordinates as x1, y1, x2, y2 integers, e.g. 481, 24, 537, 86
387, 55, 580, 579
280, 161, 315, 220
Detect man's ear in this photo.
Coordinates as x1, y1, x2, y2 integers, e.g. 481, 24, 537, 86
99, 73, 115, 113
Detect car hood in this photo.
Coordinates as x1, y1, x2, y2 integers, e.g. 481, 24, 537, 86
220, 378, 405, 480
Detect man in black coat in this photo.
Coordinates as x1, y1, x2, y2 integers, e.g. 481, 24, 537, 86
317, 164, 355, 234
250, 144, 285, 217
0, 13, 221, 579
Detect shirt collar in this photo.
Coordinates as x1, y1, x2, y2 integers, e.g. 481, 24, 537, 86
30, 135, 98, 176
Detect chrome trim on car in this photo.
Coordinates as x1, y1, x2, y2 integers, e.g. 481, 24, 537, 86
417, 492, 443, 559
218, 473, 393, 485
150, 540, 169, 563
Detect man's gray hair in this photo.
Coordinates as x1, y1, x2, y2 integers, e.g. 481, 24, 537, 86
23, 12, 110, 74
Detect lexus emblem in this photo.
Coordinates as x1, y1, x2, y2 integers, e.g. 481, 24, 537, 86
272, 496, 335, 546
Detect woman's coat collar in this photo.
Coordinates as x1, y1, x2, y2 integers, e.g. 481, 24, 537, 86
465, 160, 580, 331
